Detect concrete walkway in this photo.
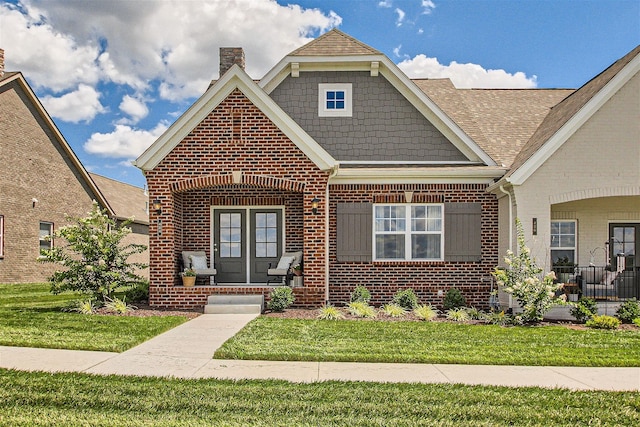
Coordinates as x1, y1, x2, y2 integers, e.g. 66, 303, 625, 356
1, 314, 639, 391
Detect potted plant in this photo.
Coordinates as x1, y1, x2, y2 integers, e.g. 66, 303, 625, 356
181, 268, 196, 287
292, 264, 302, 276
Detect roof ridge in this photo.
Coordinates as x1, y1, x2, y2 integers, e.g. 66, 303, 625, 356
288, 28, 381, 56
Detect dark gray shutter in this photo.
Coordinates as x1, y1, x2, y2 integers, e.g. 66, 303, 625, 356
445, 203, 482, 262
336, 203, 372, 262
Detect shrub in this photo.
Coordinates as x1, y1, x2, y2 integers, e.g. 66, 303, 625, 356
347, 301, 377, 318
350, 285, 371, 303
633, 317, 640, 327
393, 288, 419, 310
267, 287, 295, 312
445, 308, 471, 322
39, 202, 148, 303
484, 310, 516, 326
414, 304, 439, 321
465, 307, 484, 320
569, 298, 598, 323
616, 298, 640, 323
122, 280, 149, 303
317, 305, 345, 320
104, 296, 135, 314
492, 219, 565, 323
443, 288, 466, 310
381, 303, 407, 318
586, 315, 620, 330
65, 299, 96, 315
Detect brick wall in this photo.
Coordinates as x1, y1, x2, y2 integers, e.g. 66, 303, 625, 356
145, 89, 329, 309
0, 79, 98, 283
328, 183, 499, 309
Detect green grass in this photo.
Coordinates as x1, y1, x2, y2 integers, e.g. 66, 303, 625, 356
0, 283, 189, 352
0, 369, 638, 426
215, 317, 640, 367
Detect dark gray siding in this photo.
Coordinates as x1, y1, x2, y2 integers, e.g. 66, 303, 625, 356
269, 71, 467, 162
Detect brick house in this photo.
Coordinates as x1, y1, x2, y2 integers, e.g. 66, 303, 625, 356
136, 30, 639, 309
0, 49, 149, 283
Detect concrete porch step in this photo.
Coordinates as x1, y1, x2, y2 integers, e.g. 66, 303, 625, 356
204, 294, 264, 314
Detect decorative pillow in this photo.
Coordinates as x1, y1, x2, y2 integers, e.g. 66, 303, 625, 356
602, 271, 618, 286
276, 256, 295, 270
190, 255, 208, 270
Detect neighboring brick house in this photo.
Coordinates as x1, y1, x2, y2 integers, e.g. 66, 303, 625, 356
0, 49, 149, 283
136, 30, 639, 309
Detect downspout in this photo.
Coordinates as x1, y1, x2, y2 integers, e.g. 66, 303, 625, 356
325, 164, 339, 305
499, 185, 513, 252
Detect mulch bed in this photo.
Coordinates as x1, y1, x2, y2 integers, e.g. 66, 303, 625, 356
94, 302, 202, 319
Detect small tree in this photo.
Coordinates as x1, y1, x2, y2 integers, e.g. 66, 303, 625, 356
39, 202, 147, 302
492, 219, 564, 323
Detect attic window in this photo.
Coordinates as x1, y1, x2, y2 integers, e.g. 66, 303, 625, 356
318, 83, 352, 117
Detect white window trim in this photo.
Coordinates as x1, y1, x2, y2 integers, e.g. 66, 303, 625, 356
550, 220, 577, 265
373, 203, 444, 261
0, 215, 4, 258
318, 83, 352, 117
39, 221, 54, 256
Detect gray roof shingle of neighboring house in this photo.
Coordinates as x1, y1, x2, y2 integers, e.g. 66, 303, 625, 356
89, 173, 149, 225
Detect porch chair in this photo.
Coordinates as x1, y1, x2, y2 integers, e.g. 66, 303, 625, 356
267, 251, 302, 285
181, 251, 217, 283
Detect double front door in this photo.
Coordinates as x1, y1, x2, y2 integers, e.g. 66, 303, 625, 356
213, 208, 283, 284
610, 223, 639, 299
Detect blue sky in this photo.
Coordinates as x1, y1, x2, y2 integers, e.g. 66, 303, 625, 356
1, 0, 638, 189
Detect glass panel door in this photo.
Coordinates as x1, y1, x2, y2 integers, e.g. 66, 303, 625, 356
214, 210, 246, 283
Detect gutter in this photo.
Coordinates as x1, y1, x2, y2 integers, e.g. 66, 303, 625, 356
498, 185, 513, 252
325, 164, 339, 305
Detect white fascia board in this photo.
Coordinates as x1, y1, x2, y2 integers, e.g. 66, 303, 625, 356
509, 54, 640, 185
135, 65, 335, 171
3, 74, 115, 216
332, 167, 505, 185
260, 55, 496, 166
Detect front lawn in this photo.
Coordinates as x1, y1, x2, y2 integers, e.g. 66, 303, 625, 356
1, 369, 638, 426
215, 317, 640, 367
0, 283, 189, 352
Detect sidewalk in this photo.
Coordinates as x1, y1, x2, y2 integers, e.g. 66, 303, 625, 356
1, 314, 639, 391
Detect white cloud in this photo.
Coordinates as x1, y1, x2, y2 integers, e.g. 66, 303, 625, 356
393, 45, 405, 58
41, 84, 106, 122
378, 1, 393, 7
421, 1, 436, 15
119, 95, 149, 124
84, 122, 169, 159
395, 8, 405, 26
398, 54, 538, 88
5, 0, 341, 102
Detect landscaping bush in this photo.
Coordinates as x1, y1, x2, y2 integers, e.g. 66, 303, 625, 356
586, 315, 620, 330
104, 296, 135, 314
347, 301, 377, 318
570, 298, 598, 323
633, 317, 640, 327
122, 280, 149, 303
446, 308, 470, 322
484, 310, 517, 326
443, 288, 466, 310
267, 287, 295, 312
392, 288, 419, 310
64, 299, 97, 315
413, 304, 438, 321
616, 298, 640, 323
350, 285, 371, 303
381, 303, 407, 318
317, 304, 345, 320
492, 219, 564, 323
465, 307, 484, 320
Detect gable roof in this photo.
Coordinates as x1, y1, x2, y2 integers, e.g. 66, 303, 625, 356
0, 71, 114, 216
505, 45, 640, 184
289, 28, 381, 56
416, 79, 573, 167
135, 64, 336, 171
261, 31, 497, 167
89, 173, 149, 225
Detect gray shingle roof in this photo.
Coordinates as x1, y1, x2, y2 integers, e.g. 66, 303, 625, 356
89, 173, 149, 224
289, 28, 381, 56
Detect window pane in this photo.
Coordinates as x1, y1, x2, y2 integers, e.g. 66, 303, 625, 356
255, 243, 266, 258
560, 235, 575, 248
426, 218, 441, 232
336, 101, 344, 109
266, 227, 277, 242
266, 213, 277, 227
230, 243, 241, 258
327, 91, 335, 100
255, 229, 266, 243
266, 243, 277, 258
412, 218, 426, 232
413, 234, 441, 259
376, 234, 404, 259
335, 91, 344, 100
327, 101, 335, 109
220, 244, 230, 258
426, 205, 442, 218
230, 213, 241, 228
550, 222, 560, 234
255, 213, 266, 228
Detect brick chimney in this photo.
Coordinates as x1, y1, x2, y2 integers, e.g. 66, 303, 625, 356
219, 47, 245, 77
0, 48, 4, 77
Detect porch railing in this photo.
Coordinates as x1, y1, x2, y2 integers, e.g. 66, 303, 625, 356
553, 265, 640, 301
